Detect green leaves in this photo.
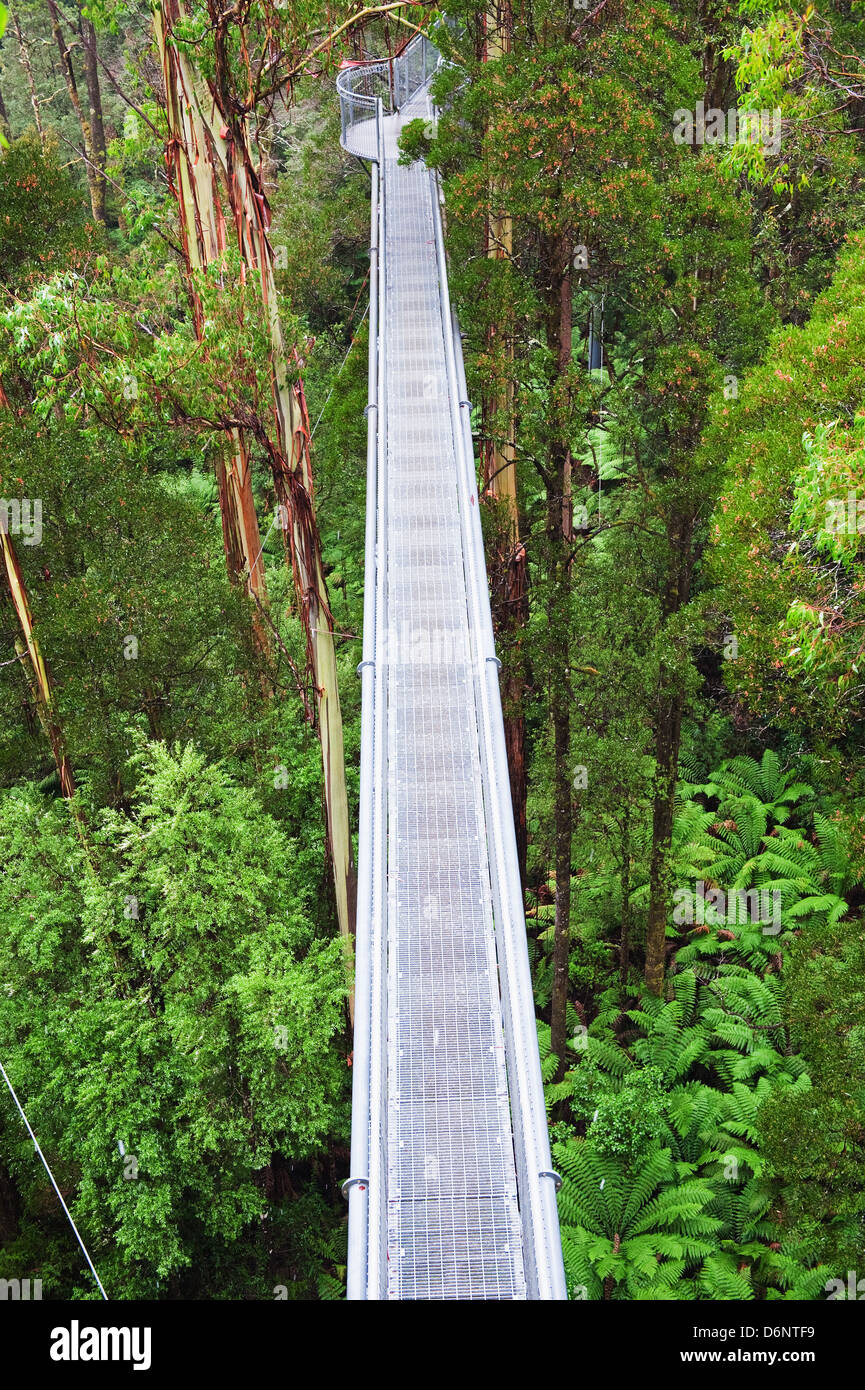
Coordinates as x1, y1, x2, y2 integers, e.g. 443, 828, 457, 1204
708, 232, 865, 734
0, 744, 349, 1296
556, 1140, 720, 1299
548, 760, 843, 1299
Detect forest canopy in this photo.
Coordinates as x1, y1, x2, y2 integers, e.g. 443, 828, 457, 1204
0, 0, 863, 1306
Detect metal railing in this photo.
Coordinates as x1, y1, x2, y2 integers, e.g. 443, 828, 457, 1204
344, 96, 385, 1300
337, 32, 440, 159
393, 32, 438, 108
336, 62, 388, 160
430, 178, 567, 1300
340, 35, 567, 1302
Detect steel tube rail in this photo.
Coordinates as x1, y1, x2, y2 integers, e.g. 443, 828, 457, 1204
451, 311, 567, 1300
340, 30, 568, 1301
367, 93, 388, 1300
343, 34, 434, 1302
428, 162, 568, 1300
345, 96, 385, 1300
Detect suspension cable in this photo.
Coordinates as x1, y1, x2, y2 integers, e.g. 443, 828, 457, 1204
0, 1057, 109, 1300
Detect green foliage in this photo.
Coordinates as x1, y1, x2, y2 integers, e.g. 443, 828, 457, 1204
707, 231, 865, 735
2, 0, 864, 1307
547, 747, 857, 1298
552, 962, 825, 1299
0, 135, 94, 292
0, 744, 348, 1297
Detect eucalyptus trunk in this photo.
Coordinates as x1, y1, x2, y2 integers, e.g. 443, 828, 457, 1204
154, 3, 271, 664
1, 530, 75, 798
644, 506, 695, 997
77, 6, 107, 223
156, 2, 356, 977
12, 11, 46, 150
45, 0, 104, 222
545, 239, 574, 1075
0, 75, 10, 142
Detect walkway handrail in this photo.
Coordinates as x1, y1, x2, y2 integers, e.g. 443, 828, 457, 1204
341, 35, 567, 1302
367, 92, 389, 1301
337, 31, 441, 153
428, 155, 569, 1301
345, 96, 385, 1300
344, 28, 442, 1300
336, 61, 389, 151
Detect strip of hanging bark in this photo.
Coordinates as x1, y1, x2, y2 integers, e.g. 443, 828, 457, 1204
210, 10, 355, 949
250, 587, 314, 724
1, 529, 75, 798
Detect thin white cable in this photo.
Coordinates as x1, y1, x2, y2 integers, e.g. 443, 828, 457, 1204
0, 1057, 109, 1300
311, 301, 370, 440
246, 303, 371, 582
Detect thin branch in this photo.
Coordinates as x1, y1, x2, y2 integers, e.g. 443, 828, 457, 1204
253, 2, 432, 106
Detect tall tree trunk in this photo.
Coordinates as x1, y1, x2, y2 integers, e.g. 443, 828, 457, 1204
1, 530, 75, 797
154, 3, 272, 669
549, 622, 571, 1074
156, 2, 356, 990
546, 241, 574, 1075
12, 11, 45, 150
644, 690, 684, 996
643, 507, 695, 996
77, 6, 107, 223
481, 2, 525, 860
0, 75, 10, 142
44, 0, 104, 222
700, 0, 735, 111
481, 0, 528, 889
619, 815, 632, 987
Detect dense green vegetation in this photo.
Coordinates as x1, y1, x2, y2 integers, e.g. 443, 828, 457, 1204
0, 0, 863, 1302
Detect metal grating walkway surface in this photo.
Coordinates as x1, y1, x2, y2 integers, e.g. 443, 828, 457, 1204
339, 37, 567, 1302
381, 96, 525, 1300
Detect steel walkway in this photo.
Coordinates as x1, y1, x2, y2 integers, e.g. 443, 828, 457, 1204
339, 37, 567, 1301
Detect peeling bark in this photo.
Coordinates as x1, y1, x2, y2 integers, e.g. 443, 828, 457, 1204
156, 2, 356, 991
155, 3, 271, 666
